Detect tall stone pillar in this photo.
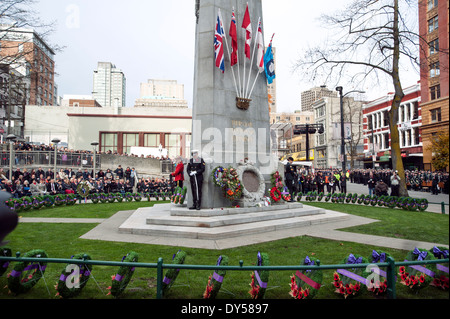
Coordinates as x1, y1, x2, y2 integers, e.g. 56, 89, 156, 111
188, 0, 276, 209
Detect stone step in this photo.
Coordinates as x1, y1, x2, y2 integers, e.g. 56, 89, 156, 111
170, 202, 303, 217
120, 207, 349, 240
146, 206, 322, 228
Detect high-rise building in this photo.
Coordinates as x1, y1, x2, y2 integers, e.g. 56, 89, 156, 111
418, 0, 449, 171
0, 24, 57, 106
92, 62, 126, 107
301, 86, 338, 112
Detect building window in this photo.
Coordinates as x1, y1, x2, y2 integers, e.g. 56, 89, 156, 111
101, 133, 118, 153
144, 133, 160, 148
430, 108, 441, 122
428, 16, 438, 33
429, 38, 439, 55
412, 102, 419, 120
430, 61, 440, 77
428, 0, 438, 10
368, 116, 373, 130
430, 85, 441, 100
414, 127, 420, 145
384, 133, 390, 150
123, 133, 139, 155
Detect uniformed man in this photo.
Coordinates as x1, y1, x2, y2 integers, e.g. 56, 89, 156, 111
186, 150, 206, 210
284, 157, 297, 202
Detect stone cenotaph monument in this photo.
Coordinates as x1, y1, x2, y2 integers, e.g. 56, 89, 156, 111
188, 0, 277, 209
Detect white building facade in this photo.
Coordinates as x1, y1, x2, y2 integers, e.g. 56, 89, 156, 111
92, 62, 126, 107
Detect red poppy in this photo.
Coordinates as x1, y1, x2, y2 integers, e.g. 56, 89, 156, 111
399, 266, 405, 274
339, 286, 345, 295
354, 283, 360, 292
333, 273, 340, 281
419, 274, 425, 283
346, 286, 353, 295
334, 281, 341, 288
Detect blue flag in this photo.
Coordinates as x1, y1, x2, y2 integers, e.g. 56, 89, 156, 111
264, 37, 275, 84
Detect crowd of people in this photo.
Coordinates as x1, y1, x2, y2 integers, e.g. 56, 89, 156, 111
284, 159, 449, 199
0, 165, 174, 199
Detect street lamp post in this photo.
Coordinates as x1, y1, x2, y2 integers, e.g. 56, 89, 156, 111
91, 141, 99, 179
6, 134, 16, 180
335, 87, 365, 173
51, 138, 60, 177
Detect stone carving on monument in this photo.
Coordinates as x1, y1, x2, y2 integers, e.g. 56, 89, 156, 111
188, 0, 278, 209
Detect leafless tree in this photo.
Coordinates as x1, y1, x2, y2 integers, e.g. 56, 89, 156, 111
294, 0, 425, 197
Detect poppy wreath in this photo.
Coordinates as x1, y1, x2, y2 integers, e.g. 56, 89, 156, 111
270, 187, 282, 202
21, 196, 33, 211
405, 198, 418, 211
367, 250, 392, 296
385, 196, 398, 209
309, 191, 318, 201
370, 195, 378, 206
7, 249, 48, 294
397, 197, 408, 209
296, 192, 303, 202
331, 193, 340, 203
363, 194, 371, 205
43, 194, 55, 207
162, 250, 187, 297
345, 193, 353, 203
290, 256, 323, 299
429, 246, 449, 290
377, 195, 386, 207
54, 194, 67, 206
203, 255, 229, 299
66, 194, 77, 206
134, 193, 142, 202
171, 187, 187, 205
108, 251, 139, 298
357, 194, 365, 204
333, 253, 370, 299
270, 171, 283, 188
317, 192, 324, 202
106, 193, 116, 203
221, 167, 243, 202
124, 192, 134, 202
152, 192, 161, 201
339, 193, 346, 203
281, 186, 291, 201
115, 193, 124, 203
99, 193, 108, 204
418, 198, 428, 212
55, 253, 92, 299
351, 193, 358, 204
249, 251, 269, 299
77, 182, 90, 198
0, 247, 12, 277
4, 198, 17, 211
400, 247, 437, 290
90, 193, 100, 204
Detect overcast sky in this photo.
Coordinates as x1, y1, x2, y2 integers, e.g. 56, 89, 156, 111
34, 0, 420, 112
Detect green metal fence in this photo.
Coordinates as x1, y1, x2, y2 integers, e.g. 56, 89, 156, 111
0, 252, 447, 299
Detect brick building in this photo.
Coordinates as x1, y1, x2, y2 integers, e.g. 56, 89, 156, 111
418, 0, 449, 171
362, 83, 423, 170
0, 25, 57, 106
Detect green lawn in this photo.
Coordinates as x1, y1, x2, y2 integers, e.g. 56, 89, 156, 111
0, 201, 448, 300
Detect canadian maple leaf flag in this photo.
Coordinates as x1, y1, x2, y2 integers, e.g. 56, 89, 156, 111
241, 4, 252, 59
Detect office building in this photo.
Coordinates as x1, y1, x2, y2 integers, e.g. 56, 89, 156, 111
92, 62, 126, 107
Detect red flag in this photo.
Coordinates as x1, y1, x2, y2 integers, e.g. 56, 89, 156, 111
229, 9, 238, 66
241, 4, 252, 59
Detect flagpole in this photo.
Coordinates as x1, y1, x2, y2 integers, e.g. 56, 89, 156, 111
219, 9, 239, 97
248, 33, 274, 100
246, 17, 260, 99
232, 7, 242, 97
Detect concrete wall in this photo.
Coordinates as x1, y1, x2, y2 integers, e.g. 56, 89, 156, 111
99, 154, 169, 177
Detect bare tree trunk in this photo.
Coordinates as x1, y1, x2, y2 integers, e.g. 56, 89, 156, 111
390, 0, 408, 197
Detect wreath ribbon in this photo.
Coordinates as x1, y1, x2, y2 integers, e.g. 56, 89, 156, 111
336, 269, 368, 286
295, 270, 321, 290
255, 252, 268, 288
404, 260, 435, 277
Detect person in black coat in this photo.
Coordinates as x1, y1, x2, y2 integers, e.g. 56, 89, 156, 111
284, 157, 297, 201
186, 150, 205, 210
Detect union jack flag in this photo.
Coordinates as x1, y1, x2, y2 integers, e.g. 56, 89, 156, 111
214, 11, 225, 73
